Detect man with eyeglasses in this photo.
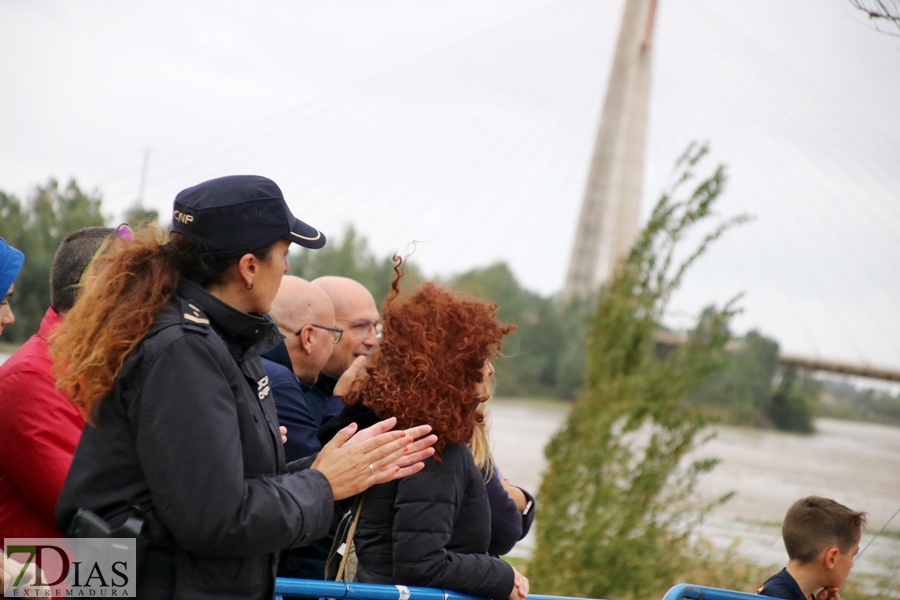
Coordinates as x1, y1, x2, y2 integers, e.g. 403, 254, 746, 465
262, 276, 344, 461
262, 277, 337, 582
309, 276, 382, 421
263, 276, 367, 582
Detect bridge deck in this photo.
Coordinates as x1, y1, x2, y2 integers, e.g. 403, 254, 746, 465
654, 330, 900, 383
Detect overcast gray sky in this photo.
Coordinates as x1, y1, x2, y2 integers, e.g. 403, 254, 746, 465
2, 0, 899, 370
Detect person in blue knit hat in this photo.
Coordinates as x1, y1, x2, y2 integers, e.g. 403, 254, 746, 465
0, 237, 25, 338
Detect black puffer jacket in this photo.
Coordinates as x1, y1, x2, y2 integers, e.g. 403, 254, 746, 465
57, 279, 334, 600
354, 443, 515, 600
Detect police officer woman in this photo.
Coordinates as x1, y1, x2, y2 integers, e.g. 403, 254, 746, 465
51, 175, 435, 599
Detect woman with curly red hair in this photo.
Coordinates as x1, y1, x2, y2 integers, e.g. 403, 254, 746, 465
344, 269, 529, 600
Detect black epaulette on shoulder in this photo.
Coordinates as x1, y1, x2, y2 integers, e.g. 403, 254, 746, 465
180, 298, 211, 334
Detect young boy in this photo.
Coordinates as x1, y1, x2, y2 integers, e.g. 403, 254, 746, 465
758, 496, 866, 600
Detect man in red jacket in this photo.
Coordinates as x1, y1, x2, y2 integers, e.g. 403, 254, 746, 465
0, 226, 112, 538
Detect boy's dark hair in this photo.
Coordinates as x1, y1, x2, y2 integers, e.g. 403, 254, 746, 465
51, 226, 114, 312
782, 496, 866, 563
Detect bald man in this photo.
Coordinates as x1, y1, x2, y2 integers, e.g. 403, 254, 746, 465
262, 276, 341, 461
261, 277, 346, 582
309, 276, 381, 413
270, 277, 337, 387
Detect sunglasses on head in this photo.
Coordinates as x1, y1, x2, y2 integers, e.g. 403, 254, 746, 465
80, 223, 135, 284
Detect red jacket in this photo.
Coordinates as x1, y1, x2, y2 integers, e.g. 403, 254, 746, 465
0, 308, 84, 538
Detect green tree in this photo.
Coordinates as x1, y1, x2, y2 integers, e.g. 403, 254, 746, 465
689, 324, 780, 427
449, 262, 572, 397
124, 203, 160, 229
1, 179, 106, 342
817, 379, 900, 425
0, 190, 27, 242
688, 321, 818, 432
765, 368, 818, 432
529, 143, 747, 600
554, 295, 592, 398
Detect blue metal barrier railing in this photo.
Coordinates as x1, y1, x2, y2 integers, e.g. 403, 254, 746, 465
274, 578, 576, 600
662, 584, 762, 600
275, 579, 759, 600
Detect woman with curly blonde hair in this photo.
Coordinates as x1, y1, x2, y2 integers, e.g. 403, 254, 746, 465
50, 175, 435, 600
344, 265, 529, 600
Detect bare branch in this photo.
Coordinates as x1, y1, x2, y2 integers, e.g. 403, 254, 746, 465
849, 0, 900, 37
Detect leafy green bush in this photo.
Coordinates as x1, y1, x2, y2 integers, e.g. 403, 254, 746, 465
529, 143, 748, 600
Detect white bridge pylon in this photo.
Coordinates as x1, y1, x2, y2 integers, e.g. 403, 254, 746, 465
563, 0, 658, 302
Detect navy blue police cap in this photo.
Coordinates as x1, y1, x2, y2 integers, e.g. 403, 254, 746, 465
171, 175, 325, 260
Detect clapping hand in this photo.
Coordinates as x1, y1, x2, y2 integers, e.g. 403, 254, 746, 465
312, 417, 437, 500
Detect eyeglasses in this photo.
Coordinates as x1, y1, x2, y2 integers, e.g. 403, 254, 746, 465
296, 324, 343, 344
80, 223, 135, 284
336, 318, 383, 340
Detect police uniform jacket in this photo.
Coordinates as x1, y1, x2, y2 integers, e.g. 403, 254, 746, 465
56, 278, 334, 600
354, 443, 515, 600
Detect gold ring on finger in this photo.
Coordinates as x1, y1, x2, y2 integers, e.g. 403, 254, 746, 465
368, 463, 375, 475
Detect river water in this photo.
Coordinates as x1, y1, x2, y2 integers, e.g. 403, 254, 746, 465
488, 396, 900, 586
